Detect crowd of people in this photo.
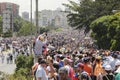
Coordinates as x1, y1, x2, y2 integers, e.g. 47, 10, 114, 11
32, 29, 120, 80
0, 36, 34, 64
0, 29, 120, 80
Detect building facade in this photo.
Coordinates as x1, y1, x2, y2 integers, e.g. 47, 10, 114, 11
0, 2, 19, 17
35, 8, 69, 28
22, 12, 29, 21
2, 10, 12, 33
0, 2, 19, 33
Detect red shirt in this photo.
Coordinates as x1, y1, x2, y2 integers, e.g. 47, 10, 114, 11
84, 64, 92, 75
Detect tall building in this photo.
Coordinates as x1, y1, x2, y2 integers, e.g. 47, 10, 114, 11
0, 2, 19, 17
35, 8, 69, 28
0, 2, 19, 33
22, 12, 29, 21
2, 10, 13, 33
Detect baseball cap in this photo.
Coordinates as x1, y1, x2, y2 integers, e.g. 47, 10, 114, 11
77, 63, 84, 68
83, 57, 90, 62
74, 63, 84, 68
68, 59, 73, 63
105, 65, 112, 71
96, 56, 102, 60
74, 65, 78, 68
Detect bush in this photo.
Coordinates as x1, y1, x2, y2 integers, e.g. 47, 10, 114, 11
13, 54, 34, 80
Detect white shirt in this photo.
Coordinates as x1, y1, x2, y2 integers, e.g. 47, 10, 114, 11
36, 65, 48, 80
65, 65, 70, 75
110, 58, 119, 70
46, 66, 51, 72
34, 39, 44, 55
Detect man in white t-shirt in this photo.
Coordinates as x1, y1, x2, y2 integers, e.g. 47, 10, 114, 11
110, 54, 119, 70
36, 59, 48, 80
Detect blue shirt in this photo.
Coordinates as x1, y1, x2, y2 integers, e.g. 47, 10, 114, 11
59, 61, 64, 67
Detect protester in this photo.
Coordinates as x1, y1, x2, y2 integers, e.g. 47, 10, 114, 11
33, 35, 44, 63
110, 53, 119, 70
63, 58, 74, 80
102, 65, 114, 80
93, 56, 104, 79
56, 55, 64, 68
32, 58, 42, 80
115, 66, 120, 80
83, 57, 92, 76
1, 29, 120, 80
58, 67, 71, 80
36, 59, 48, 80
0, 53, 4, 63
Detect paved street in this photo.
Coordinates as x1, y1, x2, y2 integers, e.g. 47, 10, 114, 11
0, 50, 16, 74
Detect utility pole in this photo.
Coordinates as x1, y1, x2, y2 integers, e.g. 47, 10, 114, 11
30, 0, 33, 54
36, 0, 39, 36
10, 9, 14, 37
10, 11, 13, 37
30, 0, 32, 36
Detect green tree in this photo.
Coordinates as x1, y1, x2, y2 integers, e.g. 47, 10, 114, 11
13, 17, 23, 32
64, 0, 120, 33
17, 21, 36, 36
3, 29, 12, 37
39, 27, 49, 34
90, 12, 120, 50
0, 16, 2, 35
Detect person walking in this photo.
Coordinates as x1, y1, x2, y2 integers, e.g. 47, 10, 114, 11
1, 53, 5, 64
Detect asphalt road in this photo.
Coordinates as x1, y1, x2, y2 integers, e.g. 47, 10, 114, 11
0, 50, 16, 74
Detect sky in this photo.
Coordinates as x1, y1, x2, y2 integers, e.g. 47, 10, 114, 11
0, 0, 78, 16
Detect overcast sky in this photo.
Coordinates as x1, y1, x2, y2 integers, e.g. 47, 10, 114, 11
0, 0, 78, 16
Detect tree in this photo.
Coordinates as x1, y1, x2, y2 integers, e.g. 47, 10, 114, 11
39, 27, 49, 34
17, 21, 36, 36
64, 0, 120, 33
3, 29, 12, 37
90, 12, 120, 50
13, 17, 23, 32
0, 16, 2, 35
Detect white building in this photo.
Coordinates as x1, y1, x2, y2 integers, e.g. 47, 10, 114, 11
22, 12, 29, 21
35, 8, 69, 28
2, 10, 13, 33
0, 2, 19, 33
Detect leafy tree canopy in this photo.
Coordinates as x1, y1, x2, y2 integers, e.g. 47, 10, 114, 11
90, 12, 120, 50
13, 17, 24, 32
64, 0, 120, 33
17, 21, 36, 36
0, 16, 2, 35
